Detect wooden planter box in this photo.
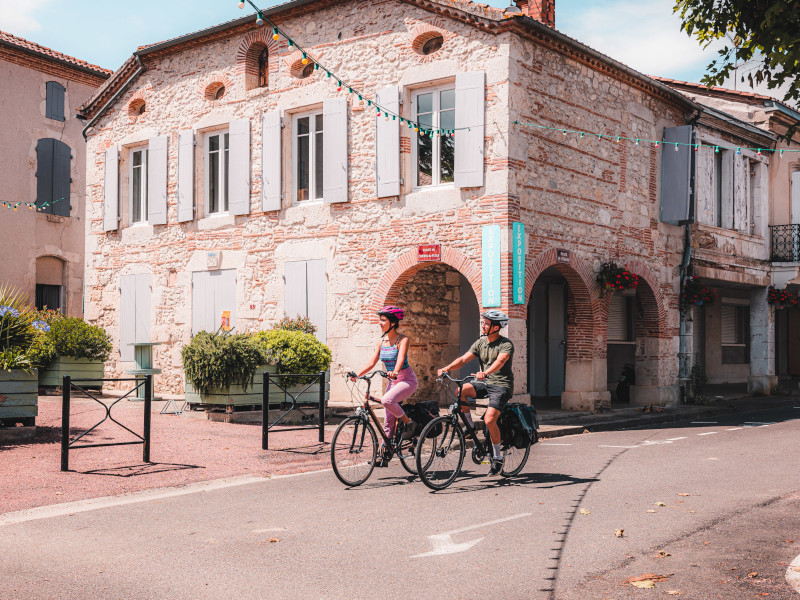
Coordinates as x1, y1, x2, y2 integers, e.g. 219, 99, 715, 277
0, 369, 38, 426
39, 357, 105, 388
185, 365, 279, 408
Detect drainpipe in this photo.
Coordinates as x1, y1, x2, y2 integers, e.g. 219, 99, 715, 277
81, 55, 145, 140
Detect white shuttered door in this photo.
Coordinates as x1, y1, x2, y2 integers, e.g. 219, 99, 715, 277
262, 110, 282, 212
375, 86, 400, 198
147, 136, 168, 225
103, 146, 119, 231
323, 98, 348, 203
192, 270, 237, 334
228, 119, 251, 215
177, 130, 195, 222
119, 273, 151, 361
284, 260, 327, 342
454, 71, 485, 189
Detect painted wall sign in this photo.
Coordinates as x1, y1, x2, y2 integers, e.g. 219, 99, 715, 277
418, 244, 441, 262
512, 222, 525, 304
482, 225, 501, 307
557, 248, 570, 264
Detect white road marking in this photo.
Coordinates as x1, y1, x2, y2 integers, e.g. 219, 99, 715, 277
666, 437, 687, 441
411, 513, 532, 558
253, 528, 287, 533
726, 427, 743, 431
599, 445, 638, 448
786, 552, 800, 594
640, 440, 673, 445
691, 421, 717, 424
698, 432, 718, 436
744, 422, 775, 426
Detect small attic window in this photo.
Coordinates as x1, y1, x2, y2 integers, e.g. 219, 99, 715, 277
422, 35, 444, 55
205, 82, 226, 101
215, 86, 226, 100
291, 60, 315, 79
128, 99, 146, 118
412, 31, 445, 56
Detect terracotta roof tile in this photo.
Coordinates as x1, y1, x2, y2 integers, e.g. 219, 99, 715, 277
0, 30, 113, 77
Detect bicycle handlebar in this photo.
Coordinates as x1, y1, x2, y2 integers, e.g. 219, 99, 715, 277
436, 372, 476, 385
346, 370, 388, 381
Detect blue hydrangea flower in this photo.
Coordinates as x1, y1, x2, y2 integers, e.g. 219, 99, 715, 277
0, 306, 19, 318
32, 320, 50, 332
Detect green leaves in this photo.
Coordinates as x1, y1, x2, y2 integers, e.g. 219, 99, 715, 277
252, 329, 332, 387
181, 330, 265, 395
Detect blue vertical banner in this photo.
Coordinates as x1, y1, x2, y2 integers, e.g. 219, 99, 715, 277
482, 225, 501, 307
512, 222, 525, 304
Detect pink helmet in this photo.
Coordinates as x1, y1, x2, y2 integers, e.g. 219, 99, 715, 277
377, 305, 404, 323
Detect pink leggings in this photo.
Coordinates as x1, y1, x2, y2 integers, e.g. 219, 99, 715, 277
381, 368, 418, 438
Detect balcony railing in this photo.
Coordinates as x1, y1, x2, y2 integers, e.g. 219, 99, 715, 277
771, 224, 800, 262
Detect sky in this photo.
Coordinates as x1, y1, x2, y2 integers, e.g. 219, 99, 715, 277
0, 0, 778, 98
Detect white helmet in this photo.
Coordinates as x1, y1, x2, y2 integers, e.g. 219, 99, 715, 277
481, 310, 509, 328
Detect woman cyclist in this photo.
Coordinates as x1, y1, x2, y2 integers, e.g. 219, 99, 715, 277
351, 306, 417, 442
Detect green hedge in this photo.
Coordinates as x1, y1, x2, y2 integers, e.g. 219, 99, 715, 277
181, 331, 267, 396
28, 317, 112, 369
252, 329, 331, 386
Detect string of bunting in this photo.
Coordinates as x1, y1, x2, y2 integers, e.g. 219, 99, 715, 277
1, 196, 67, 212
239, 0, 468, 138
514, 120, 798, 155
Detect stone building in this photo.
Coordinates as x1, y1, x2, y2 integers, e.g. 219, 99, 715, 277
0, 31, 111, 315
77, 0, 750, 410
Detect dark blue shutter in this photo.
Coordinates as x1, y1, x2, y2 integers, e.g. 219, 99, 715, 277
36, 138, 55, 211
52, 140, 71, 216
46, 82, 65, 121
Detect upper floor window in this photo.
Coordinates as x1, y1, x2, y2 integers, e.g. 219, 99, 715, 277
258, 47, 269, 88
412, 86, 455, 188
130, 147, 148, 224
45, 81, 65, 121
35, 138, 71, 216
205, 131, 229, 215
293, 111, 324, 202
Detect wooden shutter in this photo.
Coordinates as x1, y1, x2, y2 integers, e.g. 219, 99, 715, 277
119, 275, 136, 361
177, 130, 195, 222
792, 171, 800, 224
323, 97, 348, 203
284, 261, 307, 319
103, 146, 119, 231
375, 86, 400, 198
660, 126, 693, 224
306, 259, 327, 342
228, 119, 251, 215
134, 273, 151, 343
52, 140, 71, 217
147, 136, 168, 225
454, 71, 485, 189
213, 269, 237, 331
607, 294, 628, 342
721, 305, 737, 345
36, 138, 54, 210
192, 271, 213, 335
261, 111, 282, 212
46, 82, 65, 121
720, 151, 734, 229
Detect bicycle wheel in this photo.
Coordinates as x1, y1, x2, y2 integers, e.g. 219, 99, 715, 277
416, 416, 465, 491
331, 416, 377, 486
501, 435, 532, 477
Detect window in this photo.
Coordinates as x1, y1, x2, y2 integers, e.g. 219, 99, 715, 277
258, 48, 269, 87
721, 300, 749, 364
45, 81, 65, 121
293, 112, 324, 202
413, 86, 455, 187
421, 35, 444, 55
35, 284, 61, 312
607, 293, 634, 342
205, 131, 229, 215
130, 147, 148, 224
35, 138, 71, 216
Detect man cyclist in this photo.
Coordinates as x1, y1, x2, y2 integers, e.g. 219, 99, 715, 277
437, 310, 514, 476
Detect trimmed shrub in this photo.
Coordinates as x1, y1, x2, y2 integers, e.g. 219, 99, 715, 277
181, 331, 269, 396
252, 329, 331, 386
28, 317, 112, 369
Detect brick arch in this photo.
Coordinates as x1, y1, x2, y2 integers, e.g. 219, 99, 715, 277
234, 32, 280, 89
126, 85, 152, 123
369, 246, 482, 322
626, 259, 670, 339
198, 74, 234, 101
404, 21, 456, 63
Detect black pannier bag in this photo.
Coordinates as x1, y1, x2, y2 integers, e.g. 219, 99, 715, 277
404, 400, 441, 437
499, 403, 539, 449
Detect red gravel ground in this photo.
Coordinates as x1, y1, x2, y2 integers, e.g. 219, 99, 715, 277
0, 396, 338, 514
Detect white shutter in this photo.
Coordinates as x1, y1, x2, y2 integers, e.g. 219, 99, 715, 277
213, 269, 237, 332
229, 119, 251, 215
192, 271, 213, 335
454, 71, 485, 189
323, 97, 348, 203
134, 273, 151, 343
177, 130, 194, 222
103, 146, 119, 231
306, 259, 327, 343
262, 111, 282, 212
147, 136, 168, 225
607, 294, 628, 342
375, 86, 400, 198
119, 275, 135, 361
284, 261, 307, 320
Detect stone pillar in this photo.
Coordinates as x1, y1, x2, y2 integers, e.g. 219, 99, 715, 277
630, 336, 681, 406
562, 357, 611, 412
505, 315, 530, 404
748, 287, 777, 393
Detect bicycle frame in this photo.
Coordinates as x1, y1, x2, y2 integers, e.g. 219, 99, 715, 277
349, 370, 399, 451
439, 373, 492, 460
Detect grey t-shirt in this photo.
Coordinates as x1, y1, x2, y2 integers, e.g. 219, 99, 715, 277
469, 336, 514, 390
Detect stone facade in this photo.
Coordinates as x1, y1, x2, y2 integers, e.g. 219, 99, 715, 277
79, 0, 755, 410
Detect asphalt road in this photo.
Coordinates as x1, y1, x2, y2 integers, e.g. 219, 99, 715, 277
3, 405, 800, 600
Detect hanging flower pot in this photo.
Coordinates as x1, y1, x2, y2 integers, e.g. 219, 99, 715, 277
597, 261, 639, 292
767, 286, 799, 310
681, 277, 715, 309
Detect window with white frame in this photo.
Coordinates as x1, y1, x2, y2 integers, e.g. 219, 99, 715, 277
413, 86, 455, 188
293, 111, 324, 202
130, 147, 148, 224
205, 131, 229, 215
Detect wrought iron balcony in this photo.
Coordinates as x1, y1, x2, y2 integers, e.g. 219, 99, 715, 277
771, 224, 800, 262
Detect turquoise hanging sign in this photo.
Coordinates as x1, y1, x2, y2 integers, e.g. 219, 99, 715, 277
482, 225, 501, 307
512, 222, 525, 304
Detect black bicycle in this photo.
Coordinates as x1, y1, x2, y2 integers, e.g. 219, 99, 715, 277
415, 373, 533, 491
331, 370, 423, 486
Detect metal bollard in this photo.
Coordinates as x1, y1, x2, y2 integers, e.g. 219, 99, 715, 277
60, 375, 71, 472
318, 371, 325, 443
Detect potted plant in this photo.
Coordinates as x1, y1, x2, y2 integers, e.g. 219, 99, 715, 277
767, 286, 799, 310
681, 276, 715, 310
181, 330, 277, 409
597, 261, 638, 293
31, 311, 112, 391
0, 284, 38, 427
252, 325, 332, 405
